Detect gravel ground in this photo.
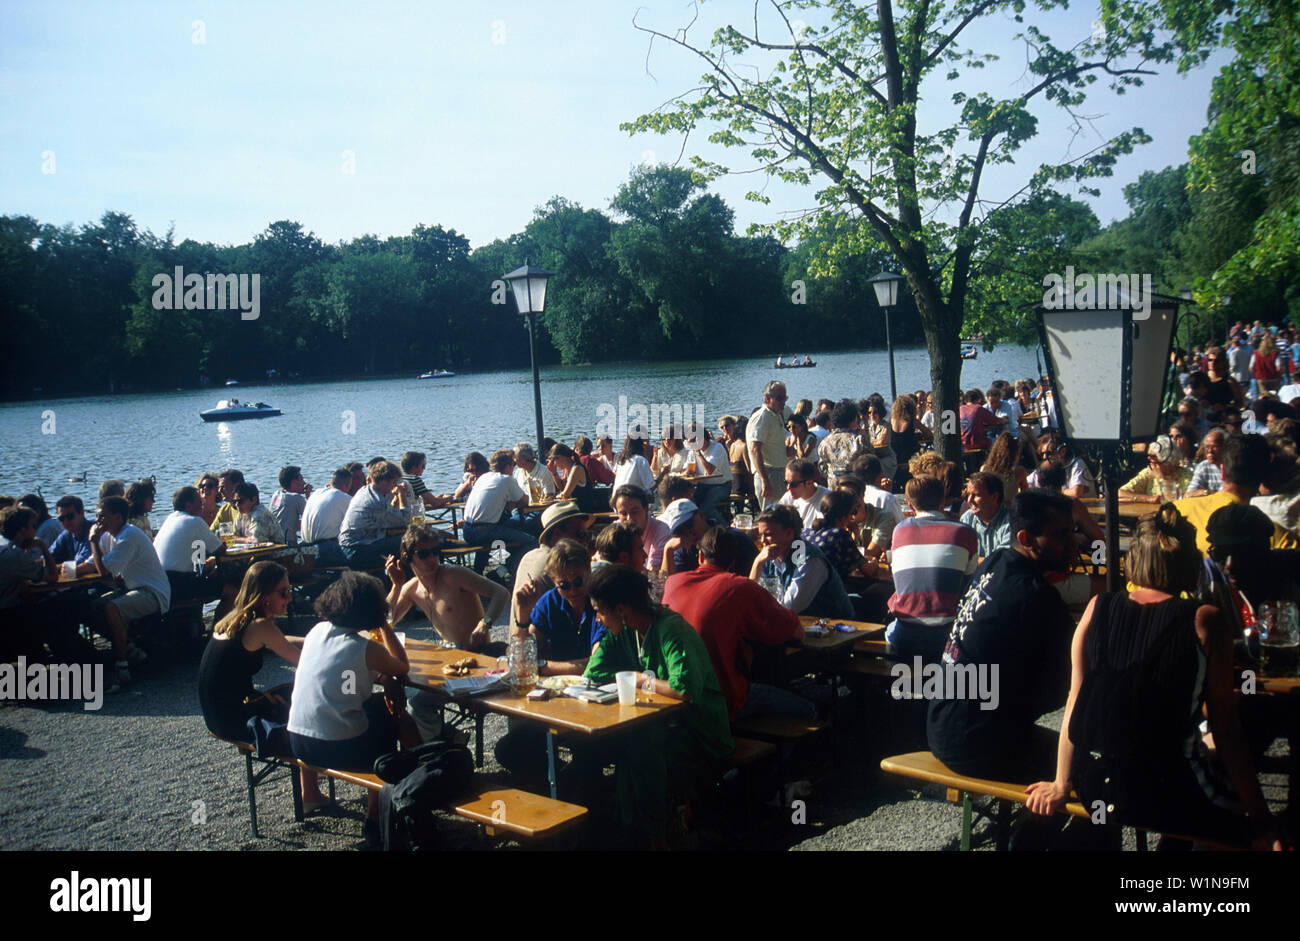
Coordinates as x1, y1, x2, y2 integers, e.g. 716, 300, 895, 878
2, 605, 1290, 852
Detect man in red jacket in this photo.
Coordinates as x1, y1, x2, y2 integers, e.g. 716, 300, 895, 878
662, 527, 815, 719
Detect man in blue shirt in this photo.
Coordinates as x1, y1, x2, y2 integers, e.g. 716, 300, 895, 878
49, 496, 96, 574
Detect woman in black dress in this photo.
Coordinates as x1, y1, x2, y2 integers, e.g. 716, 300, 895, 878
1027, 506, 1281, 848
198, 560, 327, 807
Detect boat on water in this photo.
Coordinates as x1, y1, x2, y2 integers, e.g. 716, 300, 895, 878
961, 345, 978, 360
417, 369, 457, 379
200, 399, 282, 422
774, 355, 816, 369
225, 380, 239, 386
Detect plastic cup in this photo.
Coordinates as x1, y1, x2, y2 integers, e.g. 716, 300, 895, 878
61, 561, 78, 581
615, 671, 637, 705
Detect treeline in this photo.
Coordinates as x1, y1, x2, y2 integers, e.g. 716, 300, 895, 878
0, 165, 933, 398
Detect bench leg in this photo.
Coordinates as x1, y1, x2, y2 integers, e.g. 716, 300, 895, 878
291, 762, 304, 823
475, 713, 484, 768
995, 800, 1011, 852
546, 730, 559, 800
245, 752, 260, 839
960, 791, 972, 851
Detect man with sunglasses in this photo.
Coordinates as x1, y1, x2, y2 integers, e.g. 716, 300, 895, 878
49, 495, 98, 575
778, 459, 830, 530
748, 380, 793, 507
386, 523, 509, 654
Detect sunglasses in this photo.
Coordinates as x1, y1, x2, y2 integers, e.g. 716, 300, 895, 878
556, 577, 585, 590
58, 513, 78, 522
411, 547, 440, 560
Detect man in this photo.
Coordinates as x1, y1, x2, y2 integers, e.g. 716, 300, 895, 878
926, 489, 1075, 781
663, 526, 813, 720
959, 471, 1012, 558
209, 469, 245, 533
0, 506, 89, 666
657, 498, 710, 576
986, 385, 1021, 439
269, 466, 312, 547
809, 409, 831, 444
232, 483, 285, 545
846, 454, 904, 555
749, 505, 853, 618
592, 520, 646, 571
461, 449, 535, 579
49, 496, 98, 574
339, 460, 412, 570
401, 450, 453, 511
1034, 376, 1060, 430
89, 496, 171, 689
748, 380, 792, 507
345, 461, 367, 495
1175, 434, 1300, 555
1178, 395, 1212, 438
886, 475, 979, 662
512, 442, 557, 500
153, 486, 238, 619
1186, 427, 1229, 496
1228, 333, 1255, 392
301, 467, 355, 567
959, 388, 1006, 451
778, 458, 830, 531
508, 500, 593, 631
612, 484, 670, 573
1031, 435, 1097, 499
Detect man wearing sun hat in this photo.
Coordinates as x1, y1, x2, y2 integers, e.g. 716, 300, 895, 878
507, 500, 593, 631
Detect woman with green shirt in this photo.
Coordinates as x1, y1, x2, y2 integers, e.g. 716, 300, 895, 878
581, 564, 734, 847
1119, 435, 1195, 503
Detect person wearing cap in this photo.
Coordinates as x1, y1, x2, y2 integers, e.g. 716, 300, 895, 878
508, 501, 593, 631
1119, 435, 1195, 503
1175, 435, 1300, 555
657, 498, 710, 577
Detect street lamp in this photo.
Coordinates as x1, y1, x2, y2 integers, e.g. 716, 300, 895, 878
1036, 293, 1179, 590
503, 259, 553, 456
1180, 286, 1195, 352
869, 270, 903, 401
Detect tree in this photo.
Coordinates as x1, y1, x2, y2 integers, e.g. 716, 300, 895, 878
622, 0, 1212, 459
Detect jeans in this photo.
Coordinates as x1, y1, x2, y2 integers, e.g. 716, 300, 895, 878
311, 538, 347, 567
735, 682, 818, 720
341, 534, 403, 571
462, 521, 538, 577
886, 618, 949, 664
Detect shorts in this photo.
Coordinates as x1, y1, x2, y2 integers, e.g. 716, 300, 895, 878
289, 696, 398, 772
101, 588, 163, 621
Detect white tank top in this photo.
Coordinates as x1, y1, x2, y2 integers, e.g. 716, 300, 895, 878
287, 621, 374, 741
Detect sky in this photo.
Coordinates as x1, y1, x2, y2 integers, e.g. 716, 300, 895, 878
0, 0, 1231, 250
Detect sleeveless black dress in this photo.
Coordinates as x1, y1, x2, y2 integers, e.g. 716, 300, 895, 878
1069, 593, 1247, 844
198, 634, 265, 742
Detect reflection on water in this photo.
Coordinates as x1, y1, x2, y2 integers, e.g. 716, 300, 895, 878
0, 346, 1041, 523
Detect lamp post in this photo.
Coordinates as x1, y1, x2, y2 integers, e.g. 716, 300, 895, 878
1037, 294, 1179, 590
869, 271, 903, 401
503, 260, 554, 457
1180, 286, 1194, 351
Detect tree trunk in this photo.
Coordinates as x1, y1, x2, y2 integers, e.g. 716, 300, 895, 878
928, 323, 964, 463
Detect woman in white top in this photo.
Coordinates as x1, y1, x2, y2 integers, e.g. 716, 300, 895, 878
288, 571, 417, 840
613, 428, 657, 499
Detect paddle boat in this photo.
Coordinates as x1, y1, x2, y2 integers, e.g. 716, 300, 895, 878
200, 399, 282, 422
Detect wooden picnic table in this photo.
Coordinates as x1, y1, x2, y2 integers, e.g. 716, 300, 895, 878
1080, 497, 1152, 521
220, 542, 284, 562
402, 638, 685, 798
28, 571, 112, 594
796, 615, 880, 652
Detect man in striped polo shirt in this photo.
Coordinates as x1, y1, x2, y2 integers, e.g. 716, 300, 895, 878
886, 474, 978, 662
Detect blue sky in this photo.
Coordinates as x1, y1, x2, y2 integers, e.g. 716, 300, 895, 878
0, 0, 1229, 249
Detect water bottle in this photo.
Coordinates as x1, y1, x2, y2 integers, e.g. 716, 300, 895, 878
508, 633, 538, 693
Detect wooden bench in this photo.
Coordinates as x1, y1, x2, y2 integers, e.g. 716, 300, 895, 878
879, 750, 1241, 851
732, 713, 827, 743
302, 764, 588, 841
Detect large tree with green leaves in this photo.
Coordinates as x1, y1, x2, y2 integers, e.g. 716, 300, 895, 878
623, 0, 1215, 458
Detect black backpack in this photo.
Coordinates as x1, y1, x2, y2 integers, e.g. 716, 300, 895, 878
374, 741, 475, 852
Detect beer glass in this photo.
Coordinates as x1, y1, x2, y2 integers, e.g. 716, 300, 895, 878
1259, 601, 1299, 677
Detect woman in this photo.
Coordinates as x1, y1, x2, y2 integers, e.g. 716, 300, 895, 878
613, 426, 657, 496
864, 400, 898, 488
574, 434, 615, 486
550, 443, 600, 512
195, 473, 220, 526
805, 489, 877, 584
786, 413, 817, 462
817, 399, 867, 487
792, 398, 813, 421
719, 415, 754, 514
1118, 435, 1194, 503
198, 561, 327, 809
981, 432, 1028, 506
1251, 334, 1282, 396
1203, 346, 1245, 420
1168, 420, 1198, 467
288, 571, 417, 841
125, 479, 156, 539
453, 451, 490, 501
582, 563, 733, 848
1026, 507, 1282, 849
890, 394, 924, 492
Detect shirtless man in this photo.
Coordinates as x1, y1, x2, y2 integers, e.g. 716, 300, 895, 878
384, 523, 508, 653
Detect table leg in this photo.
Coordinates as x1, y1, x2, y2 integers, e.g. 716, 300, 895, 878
475, 712, 484, 768
546, 729, 558, 800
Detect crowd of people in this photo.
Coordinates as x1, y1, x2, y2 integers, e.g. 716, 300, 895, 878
2, 318, 1298, 849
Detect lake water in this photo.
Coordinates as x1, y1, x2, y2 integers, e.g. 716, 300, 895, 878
0, 345, 1042, 517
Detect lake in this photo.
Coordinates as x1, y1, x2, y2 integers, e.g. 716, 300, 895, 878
0, 345, 1042, 517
